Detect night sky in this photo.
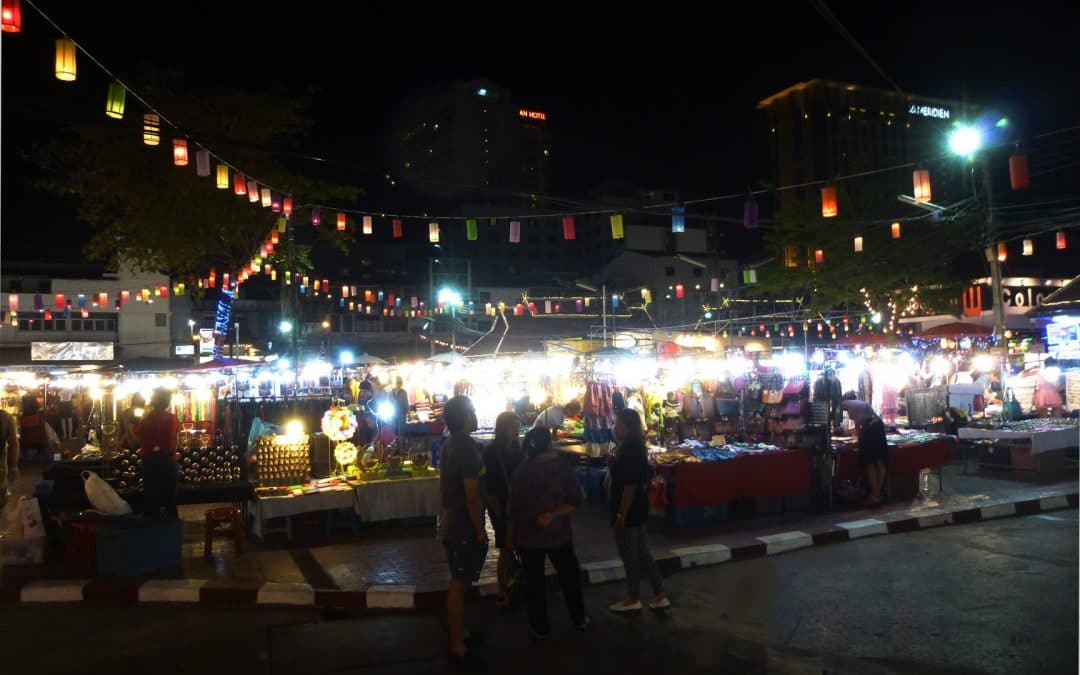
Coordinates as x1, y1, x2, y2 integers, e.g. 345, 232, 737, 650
3, 1, 1078, 263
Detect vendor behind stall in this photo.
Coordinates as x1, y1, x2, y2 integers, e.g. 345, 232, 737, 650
841, 392, 888, 506
531, 399, 582, 432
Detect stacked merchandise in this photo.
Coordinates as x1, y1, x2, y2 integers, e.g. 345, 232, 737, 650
112, 436, 244, 490
253, 434, 312, 487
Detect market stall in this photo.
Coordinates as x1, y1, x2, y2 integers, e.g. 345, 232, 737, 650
833, 431, 956, 484
958, 418, 1078, 472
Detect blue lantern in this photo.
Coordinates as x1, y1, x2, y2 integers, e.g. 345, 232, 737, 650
672, 206, 685, 233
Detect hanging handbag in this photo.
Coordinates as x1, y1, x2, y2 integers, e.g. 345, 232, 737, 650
762, 390, 784, 405
1002, 388, 1023, 421
782, 378, 805, 396
782, 399, 805, 417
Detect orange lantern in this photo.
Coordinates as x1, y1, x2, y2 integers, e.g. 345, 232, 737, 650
891, 222, 901, 239
55, 38, 76, 81
996, 242, 1007, 262
337, 213, 346, 231
1009, 154, 1029, 190
172, 139, 189, 166
392, 218, 403, 238
2, 0, 22, 33
1056, 230, 1067, 250
271, 230, 279, 245
283, 197, 292, 216
820, 186, 837, 218
854, 236, 863, 252
912, 169, 931, 203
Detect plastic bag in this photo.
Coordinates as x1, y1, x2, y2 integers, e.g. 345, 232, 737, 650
44, 423, 61, 452
82, 471, 132, 516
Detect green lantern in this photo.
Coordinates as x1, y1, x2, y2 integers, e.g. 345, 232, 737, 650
105, 82, 126, 119
466, 219, 478, 241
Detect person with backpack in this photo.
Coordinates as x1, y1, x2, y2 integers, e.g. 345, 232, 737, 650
508, 427, 589, 638
608, 408, 669, 613
482, 411, 524, 608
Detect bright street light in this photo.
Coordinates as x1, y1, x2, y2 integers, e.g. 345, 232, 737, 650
279, 320, 293, 333
437, 288, 463, 306
339, 350, 354, 366
948, 125, 982, 157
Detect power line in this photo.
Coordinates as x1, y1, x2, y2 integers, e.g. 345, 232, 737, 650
808, 0, 906, 96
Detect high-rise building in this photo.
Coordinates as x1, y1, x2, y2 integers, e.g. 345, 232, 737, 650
389, 78, 551, 209
758, 79, 977, 211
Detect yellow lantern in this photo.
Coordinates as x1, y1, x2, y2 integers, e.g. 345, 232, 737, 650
261, 188, 271, 207
143, 113, 160, 146
429, 221, 440, 243
55, 38, 76, 81
610, 213, 624, 239
216, 164, 229, 189
105, 82, 126, 119
1022, 239, 1033, 256
912, 169, 931, 203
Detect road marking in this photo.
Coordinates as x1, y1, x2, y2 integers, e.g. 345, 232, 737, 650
1039, 495, 1069, 511
138, 579, 207, 603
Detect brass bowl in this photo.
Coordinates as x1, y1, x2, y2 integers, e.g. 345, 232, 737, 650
412, 452, 430, 470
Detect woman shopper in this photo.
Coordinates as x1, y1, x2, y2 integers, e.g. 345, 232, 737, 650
482, 411, 524, 607
508, 427, 589, 637
609, 408, 669, 613
135, 388, 180, 518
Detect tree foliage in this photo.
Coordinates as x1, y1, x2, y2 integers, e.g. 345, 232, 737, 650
33, 77, 360, 278
749, 179, 981, 323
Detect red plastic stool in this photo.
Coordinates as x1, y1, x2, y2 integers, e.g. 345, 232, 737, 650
204, 506, 246, 558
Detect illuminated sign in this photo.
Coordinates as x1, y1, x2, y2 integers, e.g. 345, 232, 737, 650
908, 104, 950, 119
31, 341, 114, 361
519, 109, 547, 122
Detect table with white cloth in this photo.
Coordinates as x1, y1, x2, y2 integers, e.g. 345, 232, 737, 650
352, 476, 441, 523
249, 487, 357, 539
958, 425, 1079, 454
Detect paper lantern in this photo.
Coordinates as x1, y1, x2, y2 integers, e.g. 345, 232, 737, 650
277, 216, 286, 232
222, 273, 230, 288
120, 290, 129, 304
81, 308, 89, 319
195, 149, 210, 176
269, 231, 279, 246
466, 219, 477, 241
710, 278, 719, 292
1022, 239, 1033, 256
216, 164, 229, 189
675, 284, 684, 299
854, 236, 863, 252
363, 215, 373, 235
610, 214, 624, 239
1009, 154, 1029, 190
997, 242, 1007, 262
97, 292, 107, 307
815, 248, 824, 264
576, 299, 584, 312
7, 294, 16, 313
429, 221, 440, 242
392, 218, 402, 238
313, 279, 321, 292
671, 206, 686, 233
231, 172, 246, 195
159, 285, 168, 298
509, 220, 520, 243
105, 82, 126, 119
270, 269, 277, 281
271, 192, 281, 212
365, 290, 373, 302
562, 216, 575, 240
55, 39, 76, 81
55, 293, 64, 309
173, 139, 189, 166
2, 0, 21, 32
283, 197, 292, 216
260, 188, 271, 207
142, 113, 160, 146
1057, 230, 1067, 250
544, 300, 552, 314
312, 207, 321, 227
337, 213, 346, 231
611, 294, 620, 309
744, 196, 758, 229
44, 309, 53, 321
342, 285, 349, 299
820, 186, 837, 218
891, 222, 901, 239
912, 169, 931, 203
244, 181, 257, 202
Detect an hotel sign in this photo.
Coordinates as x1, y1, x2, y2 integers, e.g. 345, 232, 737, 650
519, 109, 547, 122
908, 104, 950, 119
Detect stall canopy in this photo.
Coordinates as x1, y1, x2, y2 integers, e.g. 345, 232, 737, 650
918, 322, 990, 338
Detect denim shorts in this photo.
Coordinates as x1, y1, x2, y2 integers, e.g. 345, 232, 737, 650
444, 539, 489, 582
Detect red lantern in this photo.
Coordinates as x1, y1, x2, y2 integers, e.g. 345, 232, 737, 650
891, 222, 901, 239
2, 0, 21, 33
81, 308, 89, 319
55, 293, 65, 309
820, 186, 837, 218
815, 249, 824, 264
283, 197, 292, 216
44, 310, 52, 321
1056, 230, 1067, 250
912, 169, 931, 203
675, 284, 684, 299
222, 273, 230, 287
312, 207, 321, 227
271, 193, 282, 212
337, 213, 346, 231
232, 173, 246, 196
120, 290, 130, 304
7, 294, 16, 313
1009, 154, 1029, 190
98, 292, 107, 306
392, 218, 403, 238
562, 216, 575, 240
159, 285, 168, 298
172, 139, 189, 166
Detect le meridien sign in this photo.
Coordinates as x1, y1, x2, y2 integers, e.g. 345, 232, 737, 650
908, 104, 950, 119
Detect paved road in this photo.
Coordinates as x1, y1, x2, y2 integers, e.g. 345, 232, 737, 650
3, 511, 1076, 674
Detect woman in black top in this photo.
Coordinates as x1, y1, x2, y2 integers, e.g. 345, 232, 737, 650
482, 411, 523, 607
608, 408, 669, 613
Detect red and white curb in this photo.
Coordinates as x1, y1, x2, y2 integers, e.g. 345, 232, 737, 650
2, 492, 1074, 607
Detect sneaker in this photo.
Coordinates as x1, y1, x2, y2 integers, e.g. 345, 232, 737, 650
575, 616, 592, 631
648, 595, 671, 610
608, 599, 642, 613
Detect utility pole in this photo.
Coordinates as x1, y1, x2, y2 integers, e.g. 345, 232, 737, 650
602, 283, 607, 347
981, 157, 1007, 350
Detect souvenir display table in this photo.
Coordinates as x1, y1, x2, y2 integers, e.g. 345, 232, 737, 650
957, 419, 1079, 454
249, 480, 356, 538
353, 475, 440, 522
649, 442, 813, 519
833, 432, 956, 481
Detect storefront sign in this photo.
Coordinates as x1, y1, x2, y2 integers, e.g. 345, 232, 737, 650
175, 344, 195, 356
1046, 318, 1080, 361
959, 284, 1055, 314
908, 104, 950, 119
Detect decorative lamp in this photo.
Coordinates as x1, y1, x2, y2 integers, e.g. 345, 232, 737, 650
891, 222, 901, 239
815, 248, 824, 264
232, 173, 246, 195
820, 186, 838, 218
1056, 230, 1066, 250
562, 216, 575, 240
997, 242, 1007, 262
671, 206, 685, 233
675, 284, 684, 299
260, 188, 271, 207
610, 213, 624, 239
1009, 154, 1029, 190
271, 192, 281, 212
143, 113, 160, 146
216, 164, 229, 189
912, 169, 931, 203
283, 197, 292, 216
337, 213, 346, 231
55, 39, 76, 81
363, 215, 373, 235
1022, 239, 1033, 256
854, 235, 863, 252
544, 300, 552, 314
466, 218, 477, 240
429, 221, 440, 242
2, 0, 21, 33
105, 82, 126, 119
247, 181, 259, 202
312, 207, 321, 227
743, 196, 758, 229
392, 218, 402, 238
509, 220, 520, 243
172, 139, 189, 166
55, 293, 65, 309
322, 407, 358, 442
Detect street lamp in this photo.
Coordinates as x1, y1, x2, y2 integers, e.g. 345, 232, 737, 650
948, 123, 1005, 347
437, 287, 463, 350
187, 318, 195, 338
279, 320, 293, 334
